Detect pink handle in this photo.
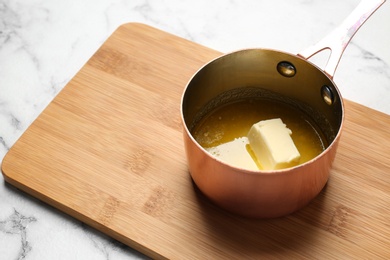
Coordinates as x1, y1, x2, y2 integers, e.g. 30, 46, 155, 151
298, 0, 386, 79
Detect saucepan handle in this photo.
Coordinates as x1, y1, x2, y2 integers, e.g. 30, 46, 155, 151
298, 0, 386, 79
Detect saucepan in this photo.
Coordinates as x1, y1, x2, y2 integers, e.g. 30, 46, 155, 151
180, 0, 386, 218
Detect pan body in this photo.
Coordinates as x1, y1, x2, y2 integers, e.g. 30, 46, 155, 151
181, 49, 344, 218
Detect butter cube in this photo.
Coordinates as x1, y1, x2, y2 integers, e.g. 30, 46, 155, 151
247, 118, 300, 170
206, 137, 259, 171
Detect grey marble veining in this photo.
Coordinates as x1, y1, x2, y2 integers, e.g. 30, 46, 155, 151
0, 209, 37, 259
1, 0, 389, 259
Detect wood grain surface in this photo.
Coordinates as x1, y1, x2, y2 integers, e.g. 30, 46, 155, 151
2, 23, 390, 259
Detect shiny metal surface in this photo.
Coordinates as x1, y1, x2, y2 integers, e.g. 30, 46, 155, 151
180, 0, 385, 218
298, 0, 386, 78
181, 49, 343, 218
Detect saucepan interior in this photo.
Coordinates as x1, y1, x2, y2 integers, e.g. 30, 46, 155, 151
182, 49, 343, 151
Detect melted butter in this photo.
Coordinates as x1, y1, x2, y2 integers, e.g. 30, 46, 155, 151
192, 99, 327, 170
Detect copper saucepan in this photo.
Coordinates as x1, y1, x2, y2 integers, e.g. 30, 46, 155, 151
181, 0, 386, 218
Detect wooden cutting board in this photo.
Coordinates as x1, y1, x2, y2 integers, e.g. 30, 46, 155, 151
2, 23, 390, 259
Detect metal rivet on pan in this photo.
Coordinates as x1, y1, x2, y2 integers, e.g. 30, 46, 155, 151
277, 61, 296, 77
321, 85, 335, 105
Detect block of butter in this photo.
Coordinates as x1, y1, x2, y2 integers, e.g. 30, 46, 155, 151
247, 118, 300, 170
206, 137, 259, 171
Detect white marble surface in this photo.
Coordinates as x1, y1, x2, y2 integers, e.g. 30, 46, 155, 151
1, 0, 389, 259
